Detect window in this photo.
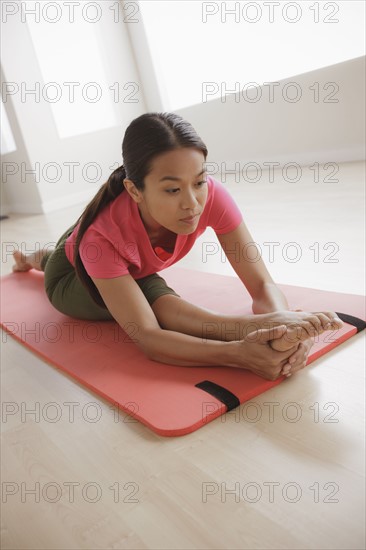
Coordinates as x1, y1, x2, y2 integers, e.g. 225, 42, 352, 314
1, 99, 17, 155
138, 0, 365, 110
27, 4, 118, 139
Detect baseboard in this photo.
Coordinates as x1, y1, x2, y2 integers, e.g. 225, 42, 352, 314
5, 187, 99, 215
40, 187, 99, 213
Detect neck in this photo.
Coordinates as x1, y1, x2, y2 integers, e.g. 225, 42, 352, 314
137, 203, 163, 236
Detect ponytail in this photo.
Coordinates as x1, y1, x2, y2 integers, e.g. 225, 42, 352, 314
74, 165, 126, 308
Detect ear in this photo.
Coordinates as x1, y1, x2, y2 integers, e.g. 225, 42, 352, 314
123, 178, 143, 203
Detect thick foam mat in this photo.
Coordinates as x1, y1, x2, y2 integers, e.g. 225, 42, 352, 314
1, 268, 365, 436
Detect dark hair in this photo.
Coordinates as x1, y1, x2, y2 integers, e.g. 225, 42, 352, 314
73, 112, 208, 308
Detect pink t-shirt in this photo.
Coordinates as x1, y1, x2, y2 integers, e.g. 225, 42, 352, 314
64, 176, 243, 279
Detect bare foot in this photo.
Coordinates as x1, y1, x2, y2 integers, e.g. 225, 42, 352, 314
261, 308, 343, 352
12, 250, 33, 272
270, 325, 316, 351
269, 314, 343, 351
12, 249, 50, 272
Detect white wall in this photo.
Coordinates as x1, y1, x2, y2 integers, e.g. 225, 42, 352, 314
1, 2, 364, 215
138, 0, 366, 111
1, 1, 146, 215
175, 56, 365, 177
1, 64, 42, 217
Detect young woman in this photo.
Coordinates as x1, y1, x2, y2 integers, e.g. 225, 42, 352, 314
13, 112, 343, 381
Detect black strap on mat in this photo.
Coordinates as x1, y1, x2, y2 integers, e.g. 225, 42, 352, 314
335, 312, 366, 333
195, 380, 240, 411
195, 312, 365, 412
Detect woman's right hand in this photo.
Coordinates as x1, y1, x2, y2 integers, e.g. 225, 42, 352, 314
233, 325, 300, 381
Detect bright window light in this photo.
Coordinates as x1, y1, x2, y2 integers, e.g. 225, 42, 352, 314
138, 0, 365, 110
1, 99, 17, 155
27, 3, 118, 139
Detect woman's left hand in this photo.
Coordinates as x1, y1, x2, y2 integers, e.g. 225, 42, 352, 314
281, 337, 314, 377
280, 308, 313, 377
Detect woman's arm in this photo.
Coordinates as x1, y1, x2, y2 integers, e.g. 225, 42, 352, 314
91, 274, 297, 378
92, 273, 239, 367
216, 222, 346, 378
251, 282, 289, 314
217, 220, 288, 313
217, 222, 345, 328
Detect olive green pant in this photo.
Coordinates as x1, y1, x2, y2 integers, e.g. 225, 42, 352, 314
41, 223, 181, 320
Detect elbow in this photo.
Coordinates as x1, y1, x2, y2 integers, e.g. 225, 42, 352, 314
143, 347, 158, 362
136, 327, 162, 362
145, 352, 161, 363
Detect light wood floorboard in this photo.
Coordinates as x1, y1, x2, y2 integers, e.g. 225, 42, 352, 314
1, 161, 365, 549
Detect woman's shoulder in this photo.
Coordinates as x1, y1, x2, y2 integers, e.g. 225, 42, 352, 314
66, 194, 130, 250
205, 174, 234, 203
89, 191, 131, 232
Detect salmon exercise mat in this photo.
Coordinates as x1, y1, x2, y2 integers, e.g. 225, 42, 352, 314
1, 267, 365, 437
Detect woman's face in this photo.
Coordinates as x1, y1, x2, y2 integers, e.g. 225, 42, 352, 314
125, 148, 208, 236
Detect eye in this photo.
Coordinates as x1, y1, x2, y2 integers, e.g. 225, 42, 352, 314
165, 180, 207, 194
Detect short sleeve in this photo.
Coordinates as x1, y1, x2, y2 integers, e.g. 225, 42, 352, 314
208, 178, 243, 234
79, 229, 130, 278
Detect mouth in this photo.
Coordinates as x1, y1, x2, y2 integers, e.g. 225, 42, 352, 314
180, 213, 200, 223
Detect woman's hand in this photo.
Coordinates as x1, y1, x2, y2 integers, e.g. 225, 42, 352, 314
234, 309, 343, 381
280, 337, 314, 378
278, 308, 321, 378
234, 325, 300, 381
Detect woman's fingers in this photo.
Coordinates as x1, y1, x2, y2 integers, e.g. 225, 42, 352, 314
239, 329, 300, 381
281, 338, 314, 377
281, 342, 303, 373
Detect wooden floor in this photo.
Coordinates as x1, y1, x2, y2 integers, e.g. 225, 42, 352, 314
1, 161, 365, 549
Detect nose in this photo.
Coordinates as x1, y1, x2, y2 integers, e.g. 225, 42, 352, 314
180, 189, 198, 210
